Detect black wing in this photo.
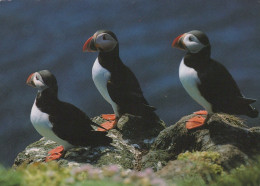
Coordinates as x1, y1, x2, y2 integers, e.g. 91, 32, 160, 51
107, 61, 157, 118
198, 59, 257, 116
50, 101, 111, 146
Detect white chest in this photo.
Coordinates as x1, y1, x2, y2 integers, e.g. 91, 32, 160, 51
31, 100, 52, 135
179, 59, 212, 112
92, 58, 118, 115
30, 100, 72, 149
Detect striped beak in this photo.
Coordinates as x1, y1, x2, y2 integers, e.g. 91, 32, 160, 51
83, 35, 98, 52
172, 33, 187, 50
26, 73, 36, 87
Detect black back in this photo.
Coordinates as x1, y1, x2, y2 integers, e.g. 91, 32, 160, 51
97, 31, 158, 120
183, 39, 258, 118
35, 72, 112, 147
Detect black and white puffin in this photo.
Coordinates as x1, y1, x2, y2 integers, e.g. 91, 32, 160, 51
172, 30, 258, 129
82, 30, 159, 131
26, 70, 112, 161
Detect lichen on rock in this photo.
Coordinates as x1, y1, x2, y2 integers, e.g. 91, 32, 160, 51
13, 113, 260, 185
14, 114, 165, 169
157, 151, 223, 182
93, 114, 166, 149
141, 113, 260, 172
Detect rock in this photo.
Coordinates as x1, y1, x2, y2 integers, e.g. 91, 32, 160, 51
13, 112, 260, 182
115, 114, 166, 148
142, 113, 260, 172
92, 114, 166, 149
157, 151, 223, 182
13, 130, 136, 169
13, 114, 165, 168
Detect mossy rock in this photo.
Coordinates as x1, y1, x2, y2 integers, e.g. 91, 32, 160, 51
13, 138, 58, 167
117, 114, 166, 138
97, 149, 135, 169
13, 129, 138, 169
141, 150, 173, 171
157, 151, 223, 182
142, 113, 260, 171
14, 114, 165, 169
93, 114, 166, 149
13, 112, 260, 180
5, 157, 260, 186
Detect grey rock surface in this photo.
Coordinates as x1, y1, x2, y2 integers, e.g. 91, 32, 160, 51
13, 114, 165, 169
142, 113, 260, 171
14, 112, 260, 181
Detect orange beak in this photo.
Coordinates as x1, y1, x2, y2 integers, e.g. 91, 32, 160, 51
26, 73, 35, 87
83, 36, 97, 52
172, 33, 186, 50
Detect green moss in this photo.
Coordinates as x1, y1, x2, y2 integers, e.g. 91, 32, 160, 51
17, 162, 71, 186
178, 151, 220, 162
73, 180, 127, 186
175, 175, 207, 186
176, 151, 223, 182
12, 162, 164, 186
3, 155, 260, 186
213, 159, 260, 186
0, 166, 22, 186
16, 162, 127, 186
175, 155, 260, 186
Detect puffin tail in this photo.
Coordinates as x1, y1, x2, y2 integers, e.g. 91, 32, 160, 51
141, 104, 160, 122
247, 106, 259, 118
237, 97, 258, 118
242, 97, 257, 104
89, 131, 113, 146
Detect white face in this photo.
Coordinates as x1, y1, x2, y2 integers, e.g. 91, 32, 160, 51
95, 33, 117, 52
32, 72, 48, 91
182, 34, 206, 53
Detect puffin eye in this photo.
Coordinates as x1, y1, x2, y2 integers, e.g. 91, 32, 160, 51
36, 76, 39, 80
103, 35, 106, 40
189, 36, 193, 41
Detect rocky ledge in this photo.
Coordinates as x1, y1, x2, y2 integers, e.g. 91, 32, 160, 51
14, 113, 260, 182
13, 114, 166, 169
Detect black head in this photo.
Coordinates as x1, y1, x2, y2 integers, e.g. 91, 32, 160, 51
26, 70, 58, 92
83, 30, 118, 53
172, 30, 210, 54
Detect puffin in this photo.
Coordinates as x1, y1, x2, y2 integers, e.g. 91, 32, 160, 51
26, 70, 112, 161
172, 30, 258, 129
82, 30, 159, 131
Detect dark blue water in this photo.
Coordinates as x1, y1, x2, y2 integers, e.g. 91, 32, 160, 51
0, 0, 259, 166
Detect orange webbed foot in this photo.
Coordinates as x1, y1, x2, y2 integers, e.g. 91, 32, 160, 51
101, 114, 116, 121
97, 120, 117, 131
193, 110, 208, 115
48, 145, 64, 154
186, 115, 206, 130
45, 146, 64, 162
45, 153, 63, 162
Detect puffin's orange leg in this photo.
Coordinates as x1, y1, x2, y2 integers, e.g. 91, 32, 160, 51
101, 114, 116, 121
193, 110, 208, 115
97, 120, 117, 131
186, 115, 206, 130
45, 146, 64, 162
